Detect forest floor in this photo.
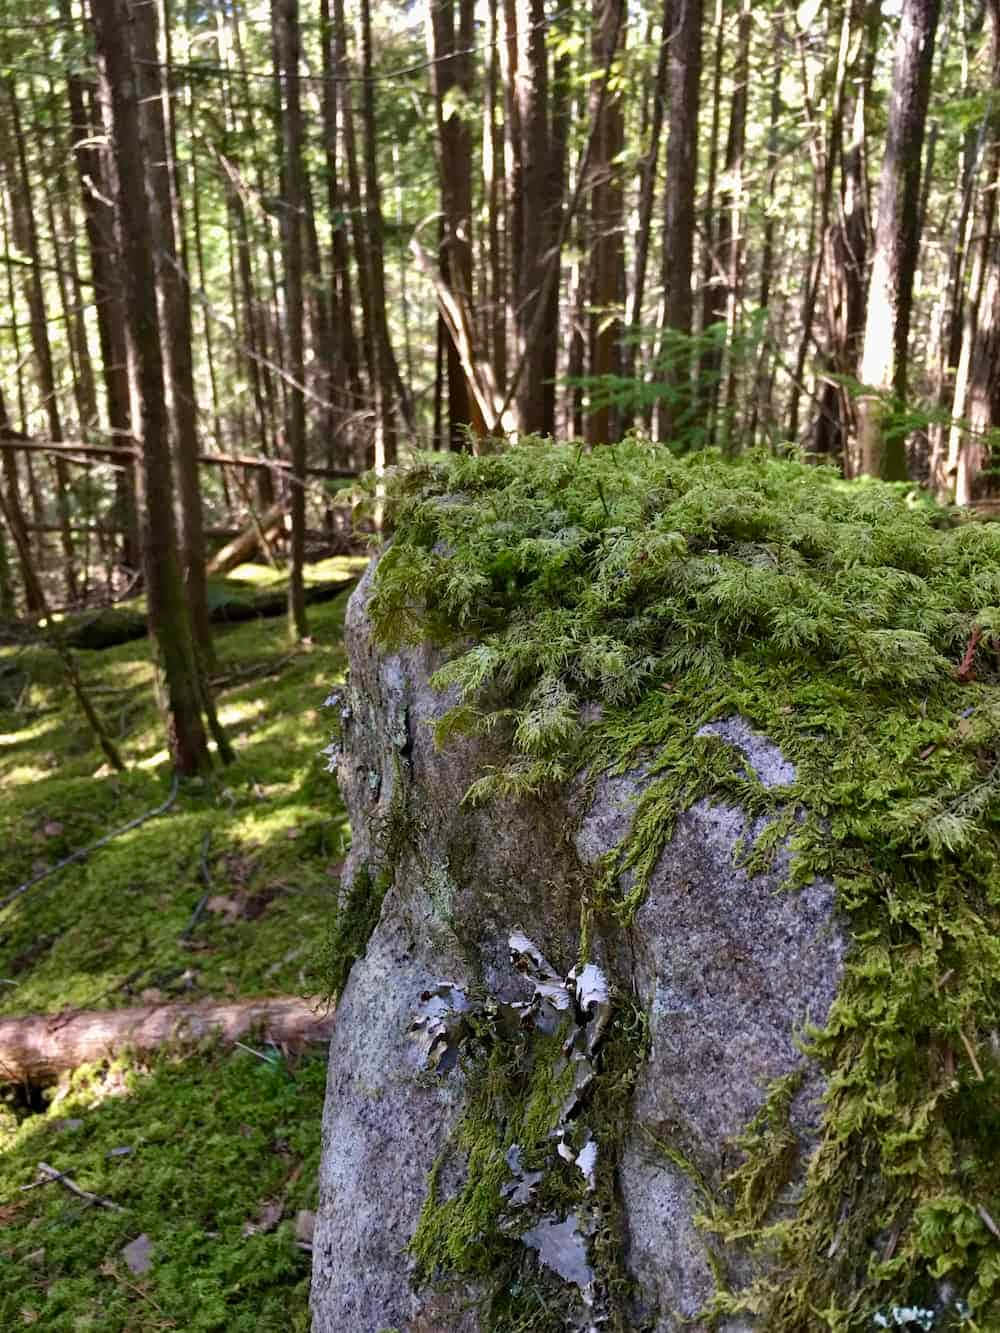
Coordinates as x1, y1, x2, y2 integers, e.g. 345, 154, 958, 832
0, 557, 365, 1331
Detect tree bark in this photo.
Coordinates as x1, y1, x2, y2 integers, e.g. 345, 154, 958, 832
92, 0, 220, 777
274, 0, 308, 641
857, 0, 941, 479
2, 87, 78, 601
131, 0, 215, 669
586, 0, 626, 447
656, 0, 702, 444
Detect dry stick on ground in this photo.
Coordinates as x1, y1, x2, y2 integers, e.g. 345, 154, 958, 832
22, 1162, 125, 1212
180, 829, 214, 940
0, 777, 179, 913
0, 997, 336, 1083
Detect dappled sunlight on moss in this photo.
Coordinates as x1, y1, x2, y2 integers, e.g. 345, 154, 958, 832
0, 1047, 325, 1332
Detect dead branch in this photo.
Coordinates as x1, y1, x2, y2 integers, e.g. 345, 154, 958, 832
24, 1161, 125, 1212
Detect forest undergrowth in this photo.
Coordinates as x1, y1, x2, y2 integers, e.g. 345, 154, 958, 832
0, 559, 362, 1331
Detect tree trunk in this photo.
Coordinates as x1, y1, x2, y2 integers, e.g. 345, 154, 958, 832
586, 0, 626, 447
656, 0, 702, 445
427, 0, 481, 446
857, 0, 941, 479
2, 87, 78, 601
946, 0, 1000, 502
131, 0, 215, 669
715, 0, 751, 454
92, 0, 219, 777
274, 0, 308, 641
626, 0, 669, 399
513, 0, 552, 436
358, 0, 397, 474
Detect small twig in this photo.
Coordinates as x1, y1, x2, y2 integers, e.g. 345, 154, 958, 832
180, 831, 213, 940
210, 653, 297, 690
0, 777, 180, 913
959, 1028, 985, 1082
32, 1161, 125, 1211
101, 1262, 173, 1319
978, 1204, 1000, 1241
233, 1040, 271, 1063
956, 626, 983, 682
20, 1166, 70, 1191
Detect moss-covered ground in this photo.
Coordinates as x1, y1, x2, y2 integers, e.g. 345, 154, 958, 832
0, 557, 363, 1330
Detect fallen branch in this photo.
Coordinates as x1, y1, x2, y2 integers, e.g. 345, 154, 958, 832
206, 500, 287, 576
24, 1161, 125, 1212
0, 996, 335, 1083
0, 778, 179, 914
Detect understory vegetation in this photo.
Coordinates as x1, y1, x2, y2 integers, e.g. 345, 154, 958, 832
0, 564, 360, 1330
368, 441, 1000, 1329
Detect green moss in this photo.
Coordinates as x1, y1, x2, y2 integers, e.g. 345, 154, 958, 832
319, 863, 392, 1000
0, 571, 359, 1328
370, 442, 1000, 1329
0, 1045, 327, 1332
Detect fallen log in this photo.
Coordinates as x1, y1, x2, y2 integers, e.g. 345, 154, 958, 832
207, 500, 287, 576
0, 996, 335, 1083
57, 575, 356, 649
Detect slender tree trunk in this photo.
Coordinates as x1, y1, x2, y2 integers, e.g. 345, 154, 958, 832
514, 0, 552, 436
64, 54, 138, 568
274, 0, 308, 640
626, 0, 669, 398
715, 0, 751, 454
948, 0, 1000, 502
749, 22, 784, 448
358, 0, 397, 471
92, 0, 220, 777
696, 0, 725, 431
320, 0, 358, 470
586, 0, 626, 447
857, 0, 941, 479
0, 391, 41, 613
484, 0, 507, 398
428, 0, 480, 445
131, 0, 214, 669
788, 0, 853, 446
656, 0, 702, 444
3, 87, 78, 601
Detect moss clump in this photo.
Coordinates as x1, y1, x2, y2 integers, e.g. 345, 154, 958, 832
320, 863, 392, 1000
369, 441, 1000, 1329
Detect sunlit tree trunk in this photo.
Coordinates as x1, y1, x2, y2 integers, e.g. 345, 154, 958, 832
132, 0, 214, 667
656, 0, 702, 445
586, 0, 626, 447
857, 0, 940, 479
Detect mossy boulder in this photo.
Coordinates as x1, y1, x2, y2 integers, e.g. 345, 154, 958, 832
312, 445, 1000, 1332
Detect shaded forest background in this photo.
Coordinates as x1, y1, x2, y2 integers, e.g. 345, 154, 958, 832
1, 0, 998, 768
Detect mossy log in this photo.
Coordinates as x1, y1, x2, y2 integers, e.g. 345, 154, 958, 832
53, 576, 356, 650
0, 997, 335, 1083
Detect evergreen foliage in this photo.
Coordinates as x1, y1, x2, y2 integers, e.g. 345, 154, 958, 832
367, 440, 1000, 1329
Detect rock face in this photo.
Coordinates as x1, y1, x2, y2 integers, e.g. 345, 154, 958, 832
310, 560, 847, 1333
